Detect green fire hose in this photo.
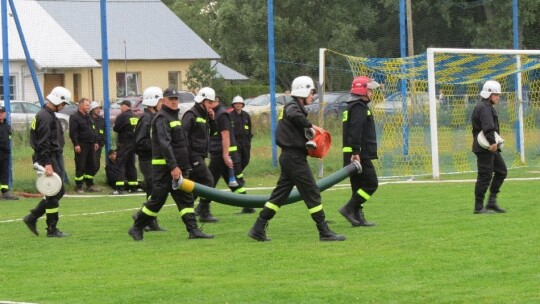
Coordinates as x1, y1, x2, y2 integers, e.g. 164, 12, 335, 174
176, 161, 361, 208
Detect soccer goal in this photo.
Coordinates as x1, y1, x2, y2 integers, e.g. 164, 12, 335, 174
321, 48, 540, 179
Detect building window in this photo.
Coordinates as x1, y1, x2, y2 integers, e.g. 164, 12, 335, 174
168, 71, 181, 90
116, 72, 140, 97
0, 76, 16, 100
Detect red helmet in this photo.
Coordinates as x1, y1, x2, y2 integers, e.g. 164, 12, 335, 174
350, 76, 380, 96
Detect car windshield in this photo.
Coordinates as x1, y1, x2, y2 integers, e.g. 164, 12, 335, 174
314, 93, 346, 104
247, 95, 270, 106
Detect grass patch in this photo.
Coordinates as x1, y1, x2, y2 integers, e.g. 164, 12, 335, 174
1, 177, 538, 303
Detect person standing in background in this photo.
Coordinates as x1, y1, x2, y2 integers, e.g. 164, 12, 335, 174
0, 103, 18, 200
112, 99, 138, 194
69, 98, 99, 193
89, 101, 105, 177
471, 80, 507, 214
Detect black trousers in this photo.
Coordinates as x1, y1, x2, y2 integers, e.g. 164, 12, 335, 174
74, 142, 96, 187
237, 140, 251, 178
343, 153, 378, 207
0, 155, 9, 192
93, 144, 104, 176
30, 152, 65, 227
143, 165, 194, 214
116, 141, 138, 190
474, 151, 507, 203
208, 154, 245, 193
139, 158, 152, 199
268, 150, 320, 208
188, 155, 214, 204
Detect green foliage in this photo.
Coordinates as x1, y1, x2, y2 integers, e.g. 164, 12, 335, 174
183, 59, 225, 93
1, 178, 539, 303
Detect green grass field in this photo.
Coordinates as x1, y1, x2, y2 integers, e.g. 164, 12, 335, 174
1, 174, 539, 303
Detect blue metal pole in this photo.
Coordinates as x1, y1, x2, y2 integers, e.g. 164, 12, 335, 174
100, 0, 112, 158
8, 0, 44, 106
267, 0, 277, 167
513, 0, 521, 154
1, 0, 12, 189
399, 0, 409, 156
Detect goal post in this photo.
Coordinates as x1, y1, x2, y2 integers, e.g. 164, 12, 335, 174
322, 48, 540, 179
427, 48, 540, 178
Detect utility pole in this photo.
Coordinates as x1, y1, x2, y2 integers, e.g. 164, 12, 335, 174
406, 0, 414, 56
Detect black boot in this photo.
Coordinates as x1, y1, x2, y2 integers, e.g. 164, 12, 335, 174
47, 227, 69, 238
316, 222, 346, 241
145, 218, 167, 232
248, 217, 271, 241
486, 193, 506, 213
355, 208, 375, 226
474, 200, 487, 214
128, 210, 153, 241
182, 213, 214, 239
240, 207, 256, 214
338, 203, 361, 226
23, 213, 39, 236
197, 202, 219, 223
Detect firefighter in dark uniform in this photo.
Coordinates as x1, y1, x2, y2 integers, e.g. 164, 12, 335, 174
471, 80, 507, 214
338, 76, 381, 227
248, 76, 345, 242
105, 150, 122, 189
230, 95, 254, 190
208, 94, 255, 214
0, 103, 18, 200
69, 98, 99, 193
89, 101, 105, 176
128, 88, 213, 241
133, 86, 166, 232
113, 99, 138, 193
23, 86, 71, 237
181, 87, 218, 222
135, 87, 163, 200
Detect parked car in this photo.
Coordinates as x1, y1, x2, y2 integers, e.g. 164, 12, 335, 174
4, 100, 70, 131
306, 91, 350, 117
59, 101, 79, 116
101, 95, 144, 124
243, 93, 293, 125
177, 91, 196, 117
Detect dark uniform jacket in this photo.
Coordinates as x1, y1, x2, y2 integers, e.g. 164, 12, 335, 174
30, 107, 61, 165
92, 115, 106, 146
106, 160, 122, 186
152, 105, 191, 171
342, 96, 378, 159
209, 104, 238, 160
0, 120, 11, 155
113, 109, 138, 143
182, 103, 213, 160
471, 98, 500, 153
134, 109, 154, 161
230, 109, 253, 144
69, 110, 96, 145
276, 99, 312, 151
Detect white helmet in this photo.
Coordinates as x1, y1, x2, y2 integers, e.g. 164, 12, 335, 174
291, 76, 316, 98
47, 86, 71, 106
89, 101, 101, 112
480, 80, 502, 99
142, 86, 163, 107
194, 87, 216, 103
231, 95, 244, 106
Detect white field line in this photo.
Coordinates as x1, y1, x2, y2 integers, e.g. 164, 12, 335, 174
2, 177, 539, 224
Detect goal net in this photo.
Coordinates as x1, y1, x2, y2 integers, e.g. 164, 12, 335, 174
324, 48, 540, 178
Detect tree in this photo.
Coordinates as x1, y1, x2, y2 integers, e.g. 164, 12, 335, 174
183, 60, 225, 95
